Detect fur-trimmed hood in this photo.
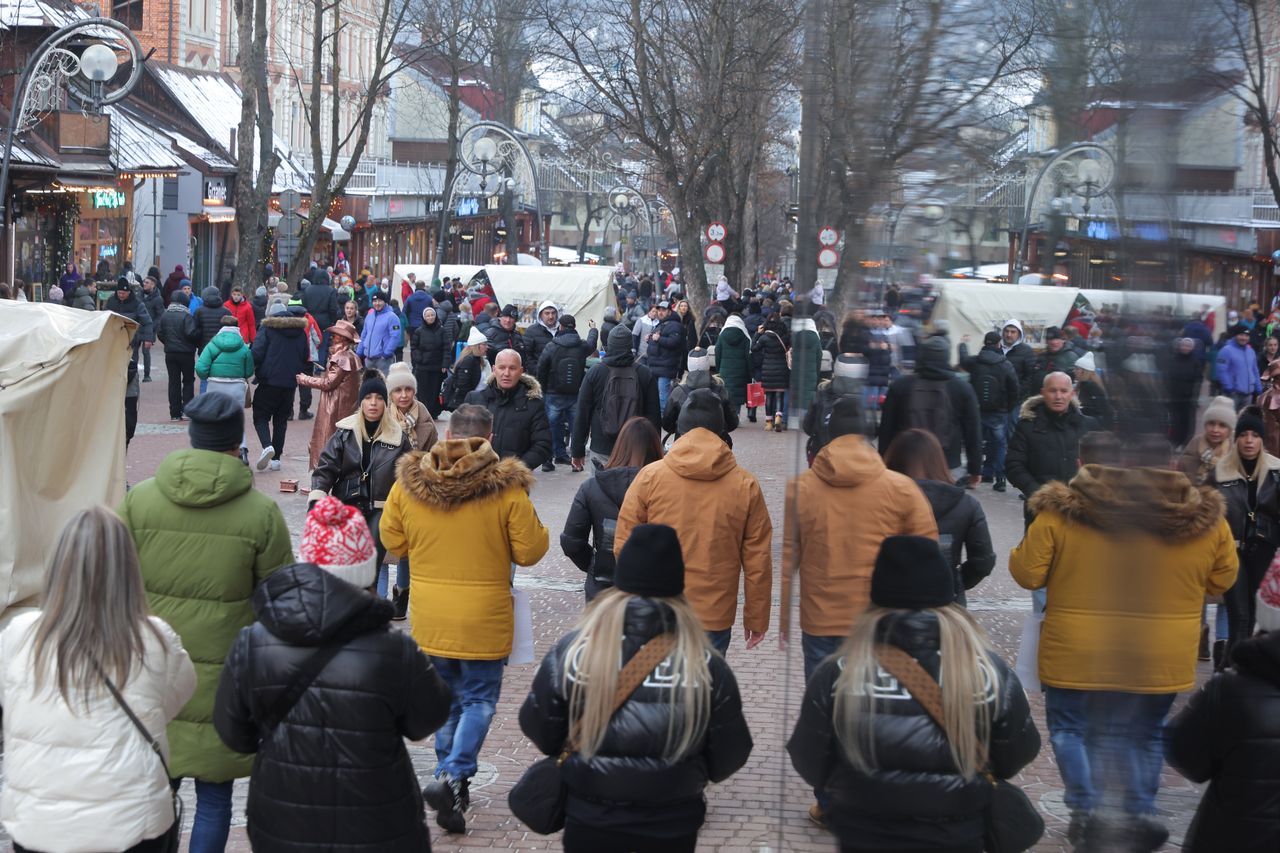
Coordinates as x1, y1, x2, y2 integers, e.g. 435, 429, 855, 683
1018, 393, 1082, 421
393, 437, 534, 509
334, 410, 404, 448
1027, 464, 1226, 541
1214, 448, 1280, 484
261, 315, 307, 330
483, 371, 543, 400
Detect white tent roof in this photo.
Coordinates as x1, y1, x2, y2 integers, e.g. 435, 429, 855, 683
391, 263, 615, 329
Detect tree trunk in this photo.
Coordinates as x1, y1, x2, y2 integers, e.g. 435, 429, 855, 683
232, 0, 278, 297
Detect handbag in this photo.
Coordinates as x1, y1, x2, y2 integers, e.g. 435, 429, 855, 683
98, 666, 183, 853
746, 381, 766, 408
876, 645, 1044, 853
509, 632, 678, 834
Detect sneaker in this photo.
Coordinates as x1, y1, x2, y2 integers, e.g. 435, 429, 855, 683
268, 460, 282, 472
541, 460, 556, 472
392, 585, 409, 621
774, 413, 785, 431
1067, 811, 1090, 845
142, 376, 152, 382
256, 447, 276, 470
554, 457, 572, 466
993, 478, 1007, 493
807, 802, 829, 831
570, 459, 584, 473
298, 410, 314, 420
1125, 815, 1169, 852
423, 774, 466, 834
239, 448, 249, 466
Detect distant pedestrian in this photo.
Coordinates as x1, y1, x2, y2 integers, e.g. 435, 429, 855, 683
158, 291, 200, 420
958, 330, 1019, 491
572, 324, 661, 471
251, 302, 309, 472
296, 319, 364, 470
410, 307, 449, 418
356, 291, 400, 376
536, 313, 597, 471
1217, 323, 1262, 410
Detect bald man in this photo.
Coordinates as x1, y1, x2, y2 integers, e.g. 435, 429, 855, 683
463, 347, 552, 469
1006, 371, 1100, 515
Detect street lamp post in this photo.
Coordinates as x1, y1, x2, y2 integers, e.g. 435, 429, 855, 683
430, 120, 546, 285
606, 183, 657, 277
1012, 142, 1115, 283
0, 18, 145, 290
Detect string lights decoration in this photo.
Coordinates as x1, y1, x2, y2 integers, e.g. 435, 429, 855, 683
43, 192, 80, 286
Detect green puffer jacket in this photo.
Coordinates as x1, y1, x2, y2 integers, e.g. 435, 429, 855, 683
715, 319, 753, 408
117, 449, 293, 781
790, 323, 823, 410
195, 328, 255, 380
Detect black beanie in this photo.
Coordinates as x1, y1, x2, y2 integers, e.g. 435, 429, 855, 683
916, 336, 950, 369
358, 368, 388, 402
870, 535, 956, 610
184, 392, 244, 451
827, 397, 864, 440
615, 524, 685, 598
1237, 405, 1266, 439
677, 387, 726, 437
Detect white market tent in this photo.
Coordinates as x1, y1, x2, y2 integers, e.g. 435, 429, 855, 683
1078, 289, 1227, 337
0, 303, 137, 626
392, 263, 616, 329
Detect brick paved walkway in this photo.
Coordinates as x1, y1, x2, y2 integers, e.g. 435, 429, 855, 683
2, 354, 1211, 851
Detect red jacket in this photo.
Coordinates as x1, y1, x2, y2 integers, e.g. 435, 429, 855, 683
227, 296, 257, 343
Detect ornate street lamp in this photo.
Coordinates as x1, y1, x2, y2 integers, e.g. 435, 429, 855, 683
1013, 142, 1116, 282
606, 183, 657, 277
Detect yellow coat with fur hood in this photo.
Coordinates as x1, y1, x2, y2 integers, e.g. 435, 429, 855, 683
380, 437, 548, 660
1010, 465, 1237, 693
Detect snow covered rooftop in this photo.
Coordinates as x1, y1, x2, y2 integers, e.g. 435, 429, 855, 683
107, 105, 187, 173
0, 0, 90, 30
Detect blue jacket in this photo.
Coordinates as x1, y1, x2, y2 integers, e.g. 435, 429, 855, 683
404, 290, 433, 331
356, 305, 401, 360
1216, 339, 1263, 395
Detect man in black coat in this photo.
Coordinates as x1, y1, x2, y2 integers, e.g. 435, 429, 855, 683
464, 348, 552, 470
536, 314, 598, 472
301, 267, 342, 353
642, 300, 686, 412
157, 291, 201, 419
959, 331, 1021, 491
484, 304, 529, 367
572, 324, 661, 471
878, 337, 983, 484
250, 303, 311, 470
104, 277, 155, 366
1006, 370, 1099, 511
194, 286, 232, 350
999, 318, 1037, 400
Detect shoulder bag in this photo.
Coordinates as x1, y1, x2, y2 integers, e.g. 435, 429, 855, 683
98, 665, 183, 853
509, 632, 678, 834
875, 645, 1044, 853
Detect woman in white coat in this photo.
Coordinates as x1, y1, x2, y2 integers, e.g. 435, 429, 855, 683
0, 506, 197, 853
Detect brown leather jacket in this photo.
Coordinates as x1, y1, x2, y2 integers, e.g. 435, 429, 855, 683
298, 348, 363, 469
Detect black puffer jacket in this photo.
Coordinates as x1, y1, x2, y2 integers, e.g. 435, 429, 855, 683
140, 286, 165, 332
559, 465, 640, 597
410, 318, 449, 372
195, 287, 233, 348
1166, 629, 1280, 853
878, 343, 983, 476
157, 303, 200, 354
464, 373, 552, 469
214, 564, 451, 853
300, 281, 342, 331
752, 324, 790, 389
661, 371, 738, 438
787, 611, 1040, 852
914, 480, 996, 603
484, 322, 528, 366
1005, 396, 1099, 500
518, 597, 753, 837
537, 328, 598, 396
959, 345, 1019, 414
252, 315, 310, 388
571, 325, 662, 458
645, 316, 687, 379
104, 289, 155, 346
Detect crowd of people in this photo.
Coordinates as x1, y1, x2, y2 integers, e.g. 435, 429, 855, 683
9, 266, 1280, 853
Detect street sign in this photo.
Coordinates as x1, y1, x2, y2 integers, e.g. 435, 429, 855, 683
277, 235, 300, 264
704, 241, 725, 264
277, 189, 303, 240
818, 226, 839, 246
705, 222, 726, 242
817, 247, 839, 268
631, 234, 649, 252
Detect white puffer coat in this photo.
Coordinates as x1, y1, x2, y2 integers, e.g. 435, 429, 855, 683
0, 612, 196, 853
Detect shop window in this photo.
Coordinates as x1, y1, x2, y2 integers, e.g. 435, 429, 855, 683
113, 0, 143, 30
163, 177, 179, 210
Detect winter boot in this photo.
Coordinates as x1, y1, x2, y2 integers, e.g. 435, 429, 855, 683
1213, 639, 1227, 672
392, 585, 409, 621
423, 773, 467, 834
1198, 623, 1210, 661
993, 477, 1007, 493
298, 410, 314, 420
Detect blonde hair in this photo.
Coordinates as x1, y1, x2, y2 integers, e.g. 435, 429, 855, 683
833, 605, 996, 778
562, 589, 711, 761
32, 507, 163, 706
454, 342, 486, 366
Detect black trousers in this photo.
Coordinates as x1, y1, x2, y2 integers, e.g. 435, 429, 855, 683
142, 343, 152, 378
416, 367, 445, 417
165, 351, 196, 418
297, 382, 313, 414
1228, 541, 1277, 657
125, 395, 138, 447
253, 384, 295, 454
562, 822, 697, 853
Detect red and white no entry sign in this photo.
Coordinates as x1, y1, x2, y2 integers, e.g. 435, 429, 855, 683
704, 241, 726, 264
705, 222, 727, 242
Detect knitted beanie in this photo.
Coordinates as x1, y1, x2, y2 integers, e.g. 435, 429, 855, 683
1203, 396, 1238, 432
687, 347, 712, 373
386, 361, 417, 393
614, 524, 685, 598
300, 497, 377, 589
870, 536, 956, 610
359, 368, 388, 402
1237, 405, 1266, 440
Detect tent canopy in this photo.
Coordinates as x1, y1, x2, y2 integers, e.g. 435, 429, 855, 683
393, 264, 616, 329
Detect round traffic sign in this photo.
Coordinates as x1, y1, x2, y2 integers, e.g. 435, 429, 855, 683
706, 222, 727, 242
818, 226, 839, 246
817, 247, 840, 268
704, 241, 726, 264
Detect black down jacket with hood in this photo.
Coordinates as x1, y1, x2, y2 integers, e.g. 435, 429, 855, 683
913, 479, 996, 603
464, 373, 553, 469
1166, 629, 1280, 853
787, 610, 1041, 853
195, 286, 233, 348
214, 564, 452, 853
571, 324, 661, 459
878, 338, 983, 476
559, 465, 641, 596
518, 597, 754, 838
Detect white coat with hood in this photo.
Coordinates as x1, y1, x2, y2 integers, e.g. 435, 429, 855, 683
0, 612, 196, 853
999, 317, 1036, 398
525, 299, 560, 365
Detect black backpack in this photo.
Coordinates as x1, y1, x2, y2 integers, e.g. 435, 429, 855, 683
548, 341, 584, 395
904, 378, 955, 452
602, 364, 641, 438
971, 362, 1006, 414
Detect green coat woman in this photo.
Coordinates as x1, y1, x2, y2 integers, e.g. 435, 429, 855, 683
118, 448, 293, 781
716, 314, 754, 408
790, 317, 823, 410
196, 324, 256, 380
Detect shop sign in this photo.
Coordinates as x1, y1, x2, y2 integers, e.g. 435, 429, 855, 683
456, 197, 480, 217
92, 189, 126, 209
203, 179, 228, 206
427, 198, 444, 214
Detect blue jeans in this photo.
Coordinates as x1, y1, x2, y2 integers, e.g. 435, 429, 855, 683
377, 557, 410, 597
802, 633, 844, 683
657, 376, 674, 414
980, 411, 1008, 479
545, 392, 576, 462
430, 656, 505, 780
170, 778, 233, 853
1043, 687, 1176, 816
706, 628, 731, 656
367, 356, 394, 376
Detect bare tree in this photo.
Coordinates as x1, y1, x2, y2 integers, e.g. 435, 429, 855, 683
1209, 1, 1280, 208
231, 0, 281, 296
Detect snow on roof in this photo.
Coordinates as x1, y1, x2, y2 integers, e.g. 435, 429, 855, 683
6, 136, 59, 168
166, 129, 235, 171
106, 105, 186, 173
0, 0, 90, 30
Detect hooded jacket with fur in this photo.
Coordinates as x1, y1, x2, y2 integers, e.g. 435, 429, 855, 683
309, 411, 410, 510
464, 373, 552, 469
379, 438, 549, 659
1005, 394, 1098, 499
1010, 465, 1237, 692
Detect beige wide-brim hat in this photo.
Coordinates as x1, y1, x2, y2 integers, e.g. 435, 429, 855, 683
327, 319, 361, 344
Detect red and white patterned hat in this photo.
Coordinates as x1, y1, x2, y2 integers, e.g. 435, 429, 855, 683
300, 497, 377, 588
1257, 553, 1280, 634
